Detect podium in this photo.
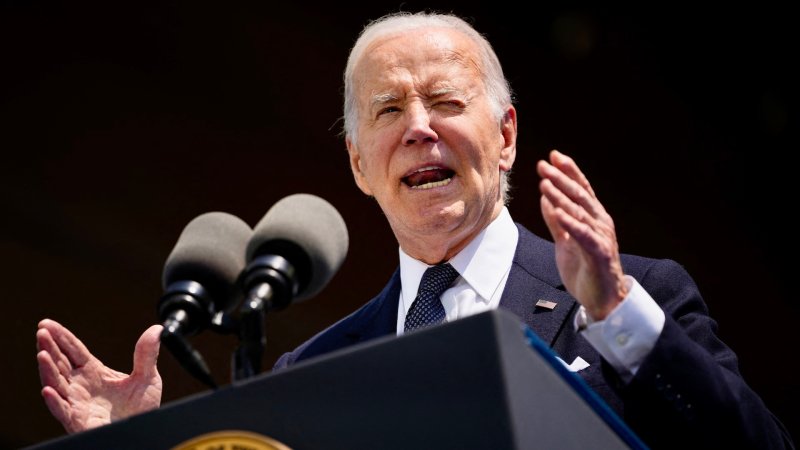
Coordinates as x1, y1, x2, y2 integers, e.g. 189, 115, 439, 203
25, 309, 647, 450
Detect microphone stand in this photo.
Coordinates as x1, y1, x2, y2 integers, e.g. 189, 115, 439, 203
161, 324, 217, 389
158, 281, 218, 389
232, 290, 268, 380
231, 254, 297, 382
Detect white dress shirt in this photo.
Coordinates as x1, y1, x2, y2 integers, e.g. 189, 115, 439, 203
395, 207, 666, 381
397, 207, 518, 335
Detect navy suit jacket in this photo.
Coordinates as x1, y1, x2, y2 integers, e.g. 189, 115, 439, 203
274, 223, 793, 449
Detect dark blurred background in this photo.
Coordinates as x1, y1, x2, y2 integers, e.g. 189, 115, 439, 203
1, 1, 796, 448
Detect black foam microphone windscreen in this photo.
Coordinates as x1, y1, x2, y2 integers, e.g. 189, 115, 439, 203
246, 193, 348, 302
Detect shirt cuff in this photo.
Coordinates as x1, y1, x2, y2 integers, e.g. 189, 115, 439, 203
573, 275, 665, 382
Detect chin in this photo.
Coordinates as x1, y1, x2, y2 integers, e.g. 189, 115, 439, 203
413, 201, 468, 233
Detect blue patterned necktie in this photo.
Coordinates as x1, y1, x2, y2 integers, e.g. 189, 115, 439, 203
404, 263, 460, 332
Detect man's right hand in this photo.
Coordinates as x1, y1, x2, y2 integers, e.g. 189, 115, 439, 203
36, 319, 163, 434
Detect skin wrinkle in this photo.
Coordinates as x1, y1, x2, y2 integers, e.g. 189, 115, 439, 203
361, 31, 480, 126
344, 21, 513, 204
370, 87, 469, 114
346, 27, 516, 264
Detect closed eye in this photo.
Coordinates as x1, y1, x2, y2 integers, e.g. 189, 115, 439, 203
436, 99, 466, 109
434, 100, 466, 114
446, 99, 464, 106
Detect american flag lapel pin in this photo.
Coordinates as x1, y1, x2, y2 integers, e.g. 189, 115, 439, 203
535, 299, 558, 310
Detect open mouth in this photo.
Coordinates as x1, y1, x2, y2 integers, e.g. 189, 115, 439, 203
402, 166, 455, 190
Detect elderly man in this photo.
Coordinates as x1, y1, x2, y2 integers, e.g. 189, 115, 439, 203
37, 11, 793, 449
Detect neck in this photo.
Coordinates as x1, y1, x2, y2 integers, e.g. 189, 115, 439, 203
396, 205, 504, 265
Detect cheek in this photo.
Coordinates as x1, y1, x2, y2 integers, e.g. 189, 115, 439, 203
361, 132, 397, 170
356, 148, 388, 187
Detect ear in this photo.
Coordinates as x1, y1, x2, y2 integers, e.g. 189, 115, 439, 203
499, 105, 517, 172
346, 138, 374, 196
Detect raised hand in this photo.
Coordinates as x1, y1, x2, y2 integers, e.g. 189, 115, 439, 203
536, 149, 628, 320
36, 319, 163, 433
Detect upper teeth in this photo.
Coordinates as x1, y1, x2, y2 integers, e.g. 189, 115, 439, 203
415, 166, 439, 173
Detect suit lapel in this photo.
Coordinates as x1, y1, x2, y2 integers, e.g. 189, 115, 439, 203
343, 269, 402, 343
342, 224, 577, 347
499, 224, 577, 346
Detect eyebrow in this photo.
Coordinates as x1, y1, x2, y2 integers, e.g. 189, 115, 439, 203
370, 92, 399, 110
369, 86, 462, 109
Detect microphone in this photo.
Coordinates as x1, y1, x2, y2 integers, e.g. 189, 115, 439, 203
246, 193, 349, 306
233, 193, 349, 379
158, 212, 253, 388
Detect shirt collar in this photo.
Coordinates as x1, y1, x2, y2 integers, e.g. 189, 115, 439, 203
399, 207, 518, 310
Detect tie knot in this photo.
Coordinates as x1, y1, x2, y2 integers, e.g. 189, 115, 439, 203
419, 263, 460, 298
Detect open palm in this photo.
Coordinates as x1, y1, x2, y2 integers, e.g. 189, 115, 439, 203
36, 319, 163, 433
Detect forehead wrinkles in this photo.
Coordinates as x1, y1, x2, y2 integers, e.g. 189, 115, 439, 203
361, 46, 482, 111
369, 82, 461, 107
358, 29, 482, 87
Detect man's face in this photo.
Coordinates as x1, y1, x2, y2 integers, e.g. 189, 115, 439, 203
346, 27, 516, 261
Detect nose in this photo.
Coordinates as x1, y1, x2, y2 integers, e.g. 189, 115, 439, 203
401, 103, 438, 145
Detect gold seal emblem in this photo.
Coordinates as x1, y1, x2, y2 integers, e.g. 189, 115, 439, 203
170, 430, 293, 450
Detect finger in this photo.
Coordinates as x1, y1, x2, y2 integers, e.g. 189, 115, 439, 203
39, 319, 93, 367
539, 176, 599, 231
37, 327, 73, 376
551, 203, 605, 256
542, 187, 602, 252
549, 150, 597, 198
132, 325, 162, 379
539, 194, 568, 242
37, 350, 72, 395
538, 155, 602, 219
537, 157, 585, 202
41, 386, 75, 433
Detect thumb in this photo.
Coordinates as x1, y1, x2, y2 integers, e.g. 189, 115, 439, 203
131, 324, 162, 378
